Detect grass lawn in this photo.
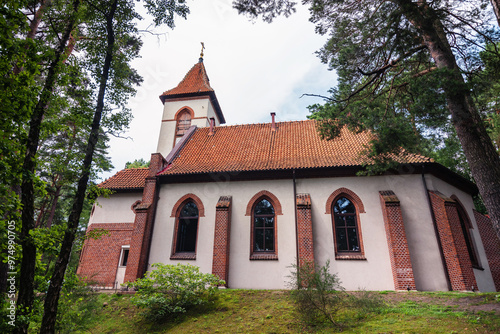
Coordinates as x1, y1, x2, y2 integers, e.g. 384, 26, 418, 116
83, 290, 500, 334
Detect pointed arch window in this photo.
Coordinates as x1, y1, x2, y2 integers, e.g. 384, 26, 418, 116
331, 195, 366, 260
254, 199, 275, 252
333, 197, 360, 252
176, 109, 192, 138
171, 200, 199, 259
455, 202, 481, 269
250, 197, 278, 260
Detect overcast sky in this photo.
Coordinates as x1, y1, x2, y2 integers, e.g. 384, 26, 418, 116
103, 0, 336, 179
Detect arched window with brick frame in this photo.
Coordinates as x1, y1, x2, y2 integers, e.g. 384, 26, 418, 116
452, 196, 481, 269
170, 194, 204, 260
326, 189, 365, 259
246, 191, 282, 260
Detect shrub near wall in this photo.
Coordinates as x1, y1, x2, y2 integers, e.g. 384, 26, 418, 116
129, 263, 225, 321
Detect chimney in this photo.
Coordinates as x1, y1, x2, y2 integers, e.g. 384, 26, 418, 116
271, 112, 276, 132
209, 117, 215, 135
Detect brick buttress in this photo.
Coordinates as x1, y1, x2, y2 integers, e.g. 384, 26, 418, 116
124, 153, 166, 283
379, 190, 416, 291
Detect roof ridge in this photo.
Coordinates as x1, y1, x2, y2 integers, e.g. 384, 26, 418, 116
194, 119, 316, 131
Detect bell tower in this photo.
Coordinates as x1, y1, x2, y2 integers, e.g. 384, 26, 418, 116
157, 51, 225, 157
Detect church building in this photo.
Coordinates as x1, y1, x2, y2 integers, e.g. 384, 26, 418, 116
77, 55, 500, 292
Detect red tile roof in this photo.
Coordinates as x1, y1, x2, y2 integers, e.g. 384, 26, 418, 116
159, 120, 432, 176
98, 120, 432, 189
160, 61, 213, 98
159, 60, 225, 124
98, 168, 148, 190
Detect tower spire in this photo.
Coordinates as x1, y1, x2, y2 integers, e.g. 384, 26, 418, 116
199, 42, 205, 62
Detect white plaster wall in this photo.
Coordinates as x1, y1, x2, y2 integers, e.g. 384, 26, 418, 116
89, 192, 142, 225
149, 179, 297, 289
146, 172, 493, 291
424, 175, 497, 292
297, 174, 450, 291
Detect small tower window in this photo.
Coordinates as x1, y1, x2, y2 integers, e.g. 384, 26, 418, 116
176, 109, 192, 138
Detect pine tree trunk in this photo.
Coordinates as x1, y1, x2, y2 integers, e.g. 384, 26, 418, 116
14, 2, 81, 333
46, 185, 61, 228
39, 0, 117, 332
491, 0, 500, 27
399, 0, 500, 240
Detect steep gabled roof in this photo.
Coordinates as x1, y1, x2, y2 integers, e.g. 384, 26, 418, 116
98, 168, 148, 190
160, 60, 213, 98
159, 60, 225, 124
158, 120, 432, 176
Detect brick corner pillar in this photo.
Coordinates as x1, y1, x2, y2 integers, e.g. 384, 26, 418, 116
296, 193, 315, 269
474, 210, 500, 291
429, 191, 477, 291
212, 196, 232, 286
379, 190, 416, 291
124, 153, 166, 283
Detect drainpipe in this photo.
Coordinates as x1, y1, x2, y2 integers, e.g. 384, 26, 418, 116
293, 169, 299, 268
421, 165, 452, 291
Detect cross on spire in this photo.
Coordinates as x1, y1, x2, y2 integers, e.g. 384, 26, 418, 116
199, 42, 205, 62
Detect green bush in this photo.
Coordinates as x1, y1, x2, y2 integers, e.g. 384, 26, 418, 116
289, 261, 386, 330
129, 263, 225, 321
288, 260, 346, 328
28, 272, 101, 334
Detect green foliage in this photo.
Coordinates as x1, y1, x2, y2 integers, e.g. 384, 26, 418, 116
29, 272, 101, 333
129, 263, 225, 321
125, 158, 150, 168
233, 0, 296, 23
288, 261, 385, 330
288, 260, 346, 328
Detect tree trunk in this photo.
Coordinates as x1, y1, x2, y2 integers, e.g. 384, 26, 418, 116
39, 0, 117, 332
399, 0, 500, 240
14, 1, 81, 333
13, 0, 49, 75
45, 185, 61, 228
491, 0, 500, 27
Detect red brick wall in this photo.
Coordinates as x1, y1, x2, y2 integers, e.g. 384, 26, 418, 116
474, 211, 500, 291
296, 193, 315, 269
379, 191, 416, 291
429, 191, 477, 291
124, 153, 165, 282
212, 196, 232, 285
77, 223, 134, 287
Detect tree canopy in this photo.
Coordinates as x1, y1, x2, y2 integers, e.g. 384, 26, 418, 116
0, 1, 190, 332
233, 0, 500, 240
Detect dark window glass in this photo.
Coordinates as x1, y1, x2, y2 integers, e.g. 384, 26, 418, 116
457, 207, 479, 267
176, 201, 199, 252
333, 197, 360, 252
121, 249, 129, 266
253, 199, 275, 252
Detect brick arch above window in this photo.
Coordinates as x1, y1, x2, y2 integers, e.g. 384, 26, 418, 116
245, 190, 283, 216
450, 195, 473, 228
170, 193, 205, 217
174, 106, 195, 119
325, 187, 365, 214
